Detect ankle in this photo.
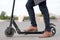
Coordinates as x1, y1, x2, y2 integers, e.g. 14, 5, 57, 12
31, 26, 37, 27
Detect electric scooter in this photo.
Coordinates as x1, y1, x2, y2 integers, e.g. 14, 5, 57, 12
5, 0, 56, 37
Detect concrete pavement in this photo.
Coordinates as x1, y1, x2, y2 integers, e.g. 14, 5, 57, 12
0, 20, 60, 40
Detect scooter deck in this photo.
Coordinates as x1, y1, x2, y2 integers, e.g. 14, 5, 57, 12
17, 31, 44, 34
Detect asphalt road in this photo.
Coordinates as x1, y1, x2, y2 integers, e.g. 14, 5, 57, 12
0, 20, 60, 40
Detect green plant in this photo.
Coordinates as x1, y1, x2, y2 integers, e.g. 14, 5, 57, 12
0, 11, 18, 20
0, 11, 6, 19
23, 16, 29, 20
13, 15, 18, 20
36, 14, 43, 17
50, 16, 56, 19
0, 11, 6, 17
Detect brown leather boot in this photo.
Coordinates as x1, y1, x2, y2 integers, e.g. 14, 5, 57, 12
24, 26, 37, 32
39, 31, 52, 38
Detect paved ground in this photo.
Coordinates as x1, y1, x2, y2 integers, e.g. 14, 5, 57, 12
0, 20, 60, 40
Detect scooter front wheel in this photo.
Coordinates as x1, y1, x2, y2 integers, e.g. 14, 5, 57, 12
5, 27, 15, 37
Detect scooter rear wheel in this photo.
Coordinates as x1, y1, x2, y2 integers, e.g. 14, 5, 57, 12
50, 26, 56, 36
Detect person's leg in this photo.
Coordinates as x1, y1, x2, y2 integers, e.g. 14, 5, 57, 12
26, 0, 37, 27
39, 1, 52, 37
25, 0, 37, 31
39, 1, 51, 32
